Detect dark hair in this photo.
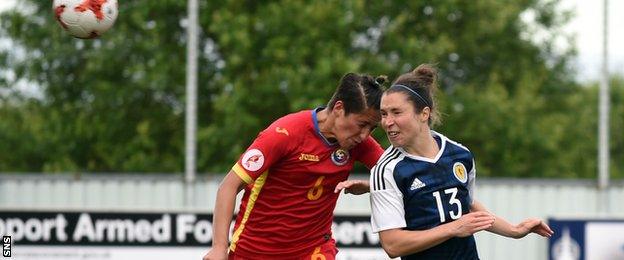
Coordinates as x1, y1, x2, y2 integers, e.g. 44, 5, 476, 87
387, 64, 441, 127
327, 73, 387, 114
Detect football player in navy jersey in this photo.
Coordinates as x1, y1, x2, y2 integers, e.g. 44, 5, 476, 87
369, 64, 554, 260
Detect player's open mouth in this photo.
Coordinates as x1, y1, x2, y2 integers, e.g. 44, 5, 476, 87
387, 131, 399, 137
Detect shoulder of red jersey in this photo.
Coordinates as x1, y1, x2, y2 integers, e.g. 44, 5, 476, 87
351, 136, 384, 168
262, 109, 312, 139
233, 110, 314, 183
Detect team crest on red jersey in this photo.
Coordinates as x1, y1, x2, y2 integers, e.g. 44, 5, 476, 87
242, 149, 264, 172
331, 149, 349, 166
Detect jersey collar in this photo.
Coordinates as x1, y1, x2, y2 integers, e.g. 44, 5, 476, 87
399, 130, 446, 163
312, 107, 339, 147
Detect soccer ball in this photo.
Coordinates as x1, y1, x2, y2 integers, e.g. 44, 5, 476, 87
53, 0, 118, 39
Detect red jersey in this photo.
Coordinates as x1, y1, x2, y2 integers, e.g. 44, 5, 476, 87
229, 108, 383, 258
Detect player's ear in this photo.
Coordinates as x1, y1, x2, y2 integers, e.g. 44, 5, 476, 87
420, 106, 431, 122
333, 101, 345, 116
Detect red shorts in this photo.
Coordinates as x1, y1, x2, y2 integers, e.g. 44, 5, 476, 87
228, 239, 338, 260
307, 239, 338, 260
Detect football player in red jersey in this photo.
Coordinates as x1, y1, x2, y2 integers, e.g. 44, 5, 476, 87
203, 73, 387, 260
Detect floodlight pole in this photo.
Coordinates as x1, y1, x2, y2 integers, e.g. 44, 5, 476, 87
185, 0, 199, 209
598, 0, 610, 214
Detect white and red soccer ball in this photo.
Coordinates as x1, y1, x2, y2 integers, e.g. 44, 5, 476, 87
53, 0, 118, 39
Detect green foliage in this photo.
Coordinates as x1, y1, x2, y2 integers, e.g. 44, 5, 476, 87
1, 1, 188, 172
1, 0, 621, 179
604, 77, 624, 178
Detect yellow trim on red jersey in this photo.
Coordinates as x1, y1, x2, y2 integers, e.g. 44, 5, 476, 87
229, 171, 269, 252
232, 163, 253, 184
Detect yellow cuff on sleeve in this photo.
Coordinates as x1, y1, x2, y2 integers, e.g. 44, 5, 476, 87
232, 163, 253, 184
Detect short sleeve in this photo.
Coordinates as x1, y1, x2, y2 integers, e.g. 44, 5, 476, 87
468, 158, 476, 204
369, 156, 406, 233
232, 126, 293, 184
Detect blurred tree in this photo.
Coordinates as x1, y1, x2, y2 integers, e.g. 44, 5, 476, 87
609, 77, 624, 178
1, 1, 190, 172
1, 0, 619, 179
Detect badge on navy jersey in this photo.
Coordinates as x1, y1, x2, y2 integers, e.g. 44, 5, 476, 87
453, 162, 468, 183
331, 148, 349, 166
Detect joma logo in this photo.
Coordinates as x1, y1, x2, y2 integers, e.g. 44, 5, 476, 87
299, 153, 319, 162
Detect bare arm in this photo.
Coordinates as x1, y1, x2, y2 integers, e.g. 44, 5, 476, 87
378, 211, 495, 258
203, 170, 247, 260
471, 200, 553, 238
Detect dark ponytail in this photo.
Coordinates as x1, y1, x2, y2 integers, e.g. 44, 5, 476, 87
327, 73, 387, 114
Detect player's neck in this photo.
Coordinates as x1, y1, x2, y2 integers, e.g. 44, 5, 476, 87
316, 108, 336, 140
405, 131, 438, 159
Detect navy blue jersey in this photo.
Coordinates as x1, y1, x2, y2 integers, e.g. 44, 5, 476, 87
370, 131, 479, 260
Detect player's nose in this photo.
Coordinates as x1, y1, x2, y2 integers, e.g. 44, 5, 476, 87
382, 117, 394, 129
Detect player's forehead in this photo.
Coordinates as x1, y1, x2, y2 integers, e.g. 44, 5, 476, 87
380, 92, 411, 111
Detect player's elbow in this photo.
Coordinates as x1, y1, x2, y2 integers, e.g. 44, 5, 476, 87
382, 244, 402, 258
380, 240, 403, 258
384, 248, 401, 258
